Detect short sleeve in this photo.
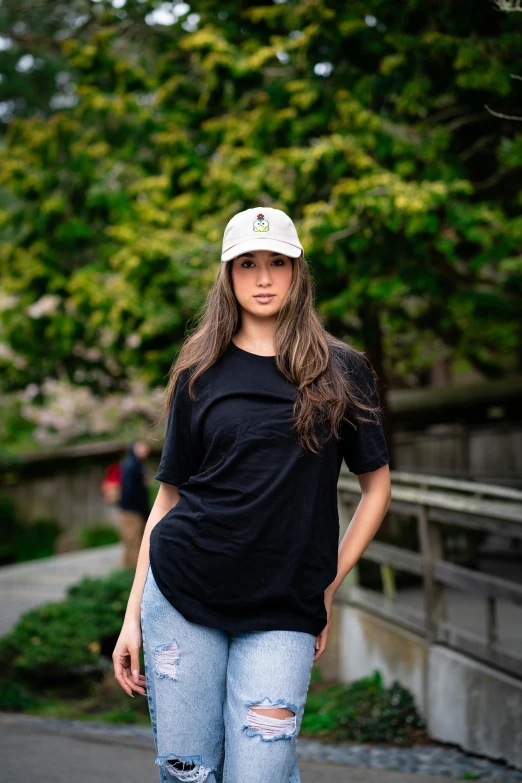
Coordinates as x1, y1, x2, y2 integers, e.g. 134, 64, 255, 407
154, 369, 197, 487
340, 353, 390, 475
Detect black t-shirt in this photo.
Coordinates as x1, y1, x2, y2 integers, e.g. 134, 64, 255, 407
149, 340, 389, 637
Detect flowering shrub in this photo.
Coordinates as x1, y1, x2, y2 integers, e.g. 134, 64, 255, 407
3, 379, 163, 448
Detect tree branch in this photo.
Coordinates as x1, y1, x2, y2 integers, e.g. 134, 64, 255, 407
458, 133, 498, 162
445, 111, 490, 132
484, 104, 522, 120
474, 166, 511, 191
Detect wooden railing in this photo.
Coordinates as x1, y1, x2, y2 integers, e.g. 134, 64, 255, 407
336, 470, 522, 679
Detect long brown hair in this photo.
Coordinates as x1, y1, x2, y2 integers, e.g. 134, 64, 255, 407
160, 253, 383, 454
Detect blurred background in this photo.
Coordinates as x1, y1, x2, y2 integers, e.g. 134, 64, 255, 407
0, 1, 521, 780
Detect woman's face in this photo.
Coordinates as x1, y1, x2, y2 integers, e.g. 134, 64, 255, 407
230, 249, 293, 317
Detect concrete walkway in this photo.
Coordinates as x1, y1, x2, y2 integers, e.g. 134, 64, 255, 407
0, 713, 479, 783
0, 544, 122, 637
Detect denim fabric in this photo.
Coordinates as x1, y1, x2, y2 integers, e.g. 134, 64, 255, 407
141, 563, 317, 783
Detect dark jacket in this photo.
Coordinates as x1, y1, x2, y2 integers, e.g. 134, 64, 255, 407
118, 442, 150, 520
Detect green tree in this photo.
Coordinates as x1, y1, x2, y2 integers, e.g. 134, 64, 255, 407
0, 0, 520, 410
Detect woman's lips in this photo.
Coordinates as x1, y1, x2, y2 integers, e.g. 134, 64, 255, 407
254, 294, 275, 303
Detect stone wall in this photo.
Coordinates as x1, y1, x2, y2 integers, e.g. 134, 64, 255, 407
321, 603, 522, 769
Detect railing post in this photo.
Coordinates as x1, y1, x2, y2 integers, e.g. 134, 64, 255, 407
380, 563, 396, 601
418, 504, 447, 641
486, 596, 498, 646
337, 490, 360, 588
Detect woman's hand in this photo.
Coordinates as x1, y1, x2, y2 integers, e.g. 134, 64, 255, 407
313, 588, 335, 662
112, 620, 147, 697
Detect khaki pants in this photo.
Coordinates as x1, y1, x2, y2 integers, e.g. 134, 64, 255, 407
118, 509, 146, 569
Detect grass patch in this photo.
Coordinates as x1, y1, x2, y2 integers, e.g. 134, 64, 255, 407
0, 671, 151, 725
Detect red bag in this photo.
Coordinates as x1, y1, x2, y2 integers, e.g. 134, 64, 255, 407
101, 461, 122, 505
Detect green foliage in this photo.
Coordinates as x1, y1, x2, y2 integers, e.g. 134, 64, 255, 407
0, 493, 17, 563
101, 708, 141, 724
0, 668, 152, 721
78, 523, 120, 549
12, 518, 63, 563
301, 669, 425, 745
0, 669, 151, 723
0, 680, 41, 712
0, 492, 62, 564
0, 396, 36, 454
309, 664, 323, 683
0, 568, 134, 683
0, 493, 16, 518
0, 0, 521, 406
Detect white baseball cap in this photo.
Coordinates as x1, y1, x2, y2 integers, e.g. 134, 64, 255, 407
221, 206, 304, 262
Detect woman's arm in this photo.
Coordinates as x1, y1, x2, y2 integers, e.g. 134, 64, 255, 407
123, 481, 181, 625
314, 463, 391, 662
328, 462, 391, 597
113, 481, 181, 697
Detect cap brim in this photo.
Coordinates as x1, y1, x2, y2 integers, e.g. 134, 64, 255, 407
221, 238, 303, 262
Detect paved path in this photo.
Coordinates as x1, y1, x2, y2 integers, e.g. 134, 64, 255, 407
0, 544, 121, 637
0, 714, 481, 783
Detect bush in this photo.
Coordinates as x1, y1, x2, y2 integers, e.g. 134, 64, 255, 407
78, 524, 120, 549
0, 681, 41, 712
0, 568, 135, 685
301, 669, 425, 745
0, 494, 18, 564
13, 518, 63, 562
0, 494, 62, 565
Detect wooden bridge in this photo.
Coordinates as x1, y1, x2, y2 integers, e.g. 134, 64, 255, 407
331, 470, 522, 768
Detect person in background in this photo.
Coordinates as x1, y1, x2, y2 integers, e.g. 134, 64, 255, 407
118, 440, 151, 568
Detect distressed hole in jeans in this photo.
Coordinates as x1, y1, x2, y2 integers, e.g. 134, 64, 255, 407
164, 758, 211, 782
244, 697, 297, 742
154, 639, 180, 681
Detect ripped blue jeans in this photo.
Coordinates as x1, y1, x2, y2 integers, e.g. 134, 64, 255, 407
140, 564, 317, 783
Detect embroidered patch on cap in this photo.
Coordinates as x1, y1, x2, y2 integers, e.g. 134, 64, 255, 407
253, 213, 270, 232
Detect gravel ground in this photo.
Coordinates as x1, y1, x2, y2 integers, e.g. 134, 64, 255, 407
296, 738, 522, 781
0, 713, 521, 782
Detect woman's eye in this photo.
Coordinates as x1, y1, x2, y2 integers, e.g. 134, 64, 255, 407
240, 259, 285, 267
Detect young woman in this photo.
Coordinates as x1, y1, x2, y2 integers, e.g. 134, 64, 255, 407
113, 206, 391, 783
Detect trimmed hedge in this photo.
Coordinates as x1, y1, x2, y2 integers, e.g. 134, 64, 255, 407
78, 524, 120, 549
0, 568, 134, 683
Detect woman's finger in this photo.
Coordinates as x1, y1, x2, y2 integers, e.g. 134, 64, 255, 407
123, 665, 147, 695
313, 628, 329, 661
114, 655, 134, 697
